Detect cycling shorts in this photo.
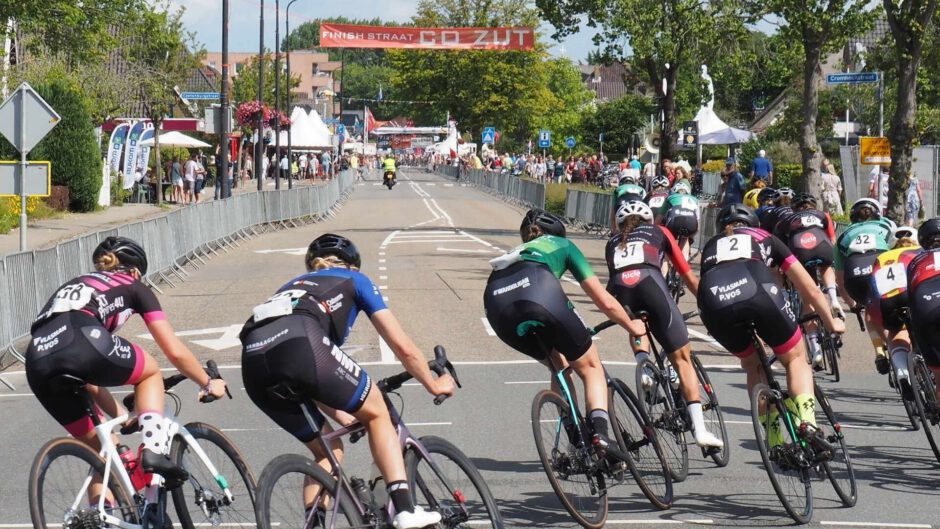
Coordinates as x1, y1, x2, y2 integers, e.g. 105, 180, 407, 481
788, 233, 834, 269
911, 276, 940, 368
484, 261, 592, 363
867, 290, 910, 334
608, 267, 688, 353
663, 209, 698, 240
241, 314, 372, 443
843, 251, 880, 304
698, 260, 801, 358
26, 312, 146, 437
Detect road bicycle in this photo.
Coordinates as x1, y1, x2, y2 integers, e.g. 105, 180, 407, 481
28, 361, 257, 529
895, 307, 940, 463
784, 259, 844, 381
749, 313, 857, 524
529, 325, 673, 529
630, 309, 730, 482
254, 346, 504, 529
664, 230, 694, 304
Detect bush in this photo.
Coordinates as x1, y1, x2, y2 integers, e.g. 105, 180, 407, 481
0, 196, 53, 234
702, 159, 726, 173
44, 186, 70, 211
545, 183, 567, 216
774, 164, 804, 191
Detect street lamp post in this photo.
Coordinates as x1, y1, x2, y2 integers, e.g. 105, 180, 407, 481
220, 0, 231, 198
255, 0, 264, 191
285, 0, 300, 189
273, 0, 281, 190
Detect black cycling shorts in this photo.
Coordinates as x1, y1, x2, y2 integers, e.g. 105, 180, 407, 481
868, 292, 910, 334
241, 314, 372, 443
788, 232, 834, 269
698, 260, 801, 358
608, 267, 689, 353
26, 312, 146, 437
843, 251, 880, 304
664, 209, 698, 239
911, 277, 940, 368
484, 261, 592, 363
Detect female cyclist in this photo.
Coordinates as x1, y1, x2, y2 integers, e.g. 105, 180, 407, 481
610, 175, 648, 232
606, 200, 722, 448
239, 233, 454, 529
647, 175, 672, 210
657, 181, 700, 261
485, 209, 645, 448
907, 218, 940, 404
759, 187, 794, 233
697, 205, 845, 439
27, 237, 227, 482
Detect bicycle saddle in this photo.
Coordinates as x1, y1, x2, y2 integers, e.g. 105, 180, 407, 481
50, 374, 87, 393
266, 381, 307, 402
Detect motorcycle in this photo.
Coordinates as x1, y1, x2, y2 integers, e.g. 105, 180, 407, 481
383, 169, 397, 189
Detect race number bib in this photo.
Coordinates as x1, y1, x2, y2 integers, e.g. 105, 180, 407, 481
715, 235, 751, 263
47, 283, 95, 315
848, 233, 877, 253
648, 196, 665, 209
252, 289, 305, 322
680, 196, 697, 211
874, 263, 906, 294
613, 241, 646, 269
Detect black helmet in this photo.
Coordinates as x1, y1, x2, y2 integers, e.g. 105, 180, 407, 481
716, 203, 759, 230
93, 236, 148, 275
757, 187, 778, 203
306, 233, 361, 269
793, 193, 817, 209
520, 209, 566, 241
918, 217, 940, 249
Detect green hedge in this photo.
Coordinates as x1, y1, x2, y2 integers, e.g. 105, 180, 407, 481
773, 164, 804, 191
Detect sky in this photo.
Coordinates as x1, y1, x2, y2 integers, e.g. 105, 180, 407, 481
171, 0, 601, 62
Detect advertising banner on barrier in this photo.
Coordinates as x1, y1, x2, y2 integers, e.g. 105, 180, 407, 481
137, 126, 155, 178
319, 23, 535, 50
107, 123, 129, 175
122, 121, 146, 189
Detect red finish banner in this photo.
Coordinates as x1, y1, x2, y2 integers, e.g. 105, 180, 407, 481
319, 23, 535, 50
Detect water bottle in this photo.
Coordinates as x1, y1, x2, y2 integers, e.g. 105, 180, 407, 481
117, 444, 151, 491
351, 477, 376, 512
666, 364, 680, 390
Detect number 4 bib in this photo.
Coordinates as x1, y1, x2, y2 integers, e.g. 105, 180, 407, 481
873, 263, 906, 295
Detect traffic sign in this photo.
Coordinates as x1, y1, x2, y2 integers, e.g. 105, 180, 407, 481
860, 136, 891, 164
538, 129, 551, 148
0, 83, 61, 154
0, 161, 50, 196
181, 92, 221, 100
825, 72, 879, 85
482, 126, 496, 144
566, 137, 576, 149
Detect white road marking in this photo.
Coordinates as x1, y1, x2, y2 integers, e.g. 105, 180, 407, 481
379, 285, 388, 290
138, 324, 243, 351
430, 198, 455, 227
481, 317, 496, 336
437, 247, 498, 253
379, 266, 387, 271
254, 247, 307, 256
379, 337, 395, 363
379, 252, 386, 256
688, 329, 724, 349
379, 259, 387, 263
821, 523, 931, 529
605, 520, 714, 526
426, 183, 437, 186
382, 296, 389, 302
444, 183, 454, 187
380, 275, 388, 280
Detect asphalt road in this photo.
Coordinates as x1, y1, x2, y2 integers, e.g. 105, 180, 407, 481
1, 168, 938, 528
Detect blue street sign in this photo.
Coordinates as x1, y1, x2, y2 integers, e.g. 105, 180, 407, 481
566, 137, 576, 149
482, 126, 496, 144
538, 129, 551, 149
180, 92, 220, 100
825, 72, 879, 85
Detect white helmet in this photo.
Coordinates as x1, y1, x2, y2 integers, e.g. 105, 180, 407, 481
652, 176, 670, 189
672, 181, 691, 194
616, 200, 653, 226
889, 225, 918, 247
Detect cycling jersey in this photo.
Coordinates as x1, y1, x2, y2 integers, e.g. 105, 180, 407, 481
907, 250, 940, 367
867, 247, 920, 333
612, 184, 646, 206
513, 234, 595, 282
658, 193, 700, 239
605, 224, 690, 275
834, 219, 893, 270
700, 227, 797, 277
775, 209, 836, 267
907, 249, 940, 291
647, 190, 670, 210
759, 206, 792, 234
657, 193, 700, 219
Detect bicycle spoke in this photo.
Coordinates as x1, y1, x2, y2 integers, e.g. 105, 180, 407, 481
911, 355, 940, 464
636, 361, 688, 482
259, 455, 361, 529
814, 384, 857, 507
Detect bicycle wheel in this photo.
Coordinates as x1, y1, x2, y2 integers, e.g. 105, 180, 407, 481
691, 354, 730, 467
823, 332, 840, 383
255, 453, 364, 529
750, 383, 813, 524
635, 359, 688, 482
530, 389, 608, 529
170, 422, 257, 529
893, 367, 920, 430
608, 378, 673, 510
29, 438, 138, 529
814, 383, 857, 506
910, 354, 940, 463
405, 435, 504, 528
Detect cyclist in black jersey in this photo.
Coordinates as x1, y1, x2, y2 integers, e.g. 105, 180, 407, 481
759, 187, 794, 234
239, 233, 454, 529
754, 187, 778, 222
485, 210, 645, 449
27, 237, 227, 497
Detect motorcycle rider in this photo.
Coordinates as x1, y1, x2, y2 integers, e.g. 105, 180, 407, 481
383, 153, 397, 187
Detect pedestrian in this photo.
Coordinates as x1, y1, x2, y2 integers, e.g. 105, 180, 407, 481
193, 155, 207, 203
183, 153, 200, 204
299, 153, 308, 179
321, 150, 332, 179
720, 157, 745, 207
310, 153, 320, 179
905, 172, 925, 226
170, 157, 183, 203
750, 149, 774, 187
279, 152, 289, 182
868, 164, 890, 213
629, 155, 642, 172
820, 158, 844, 216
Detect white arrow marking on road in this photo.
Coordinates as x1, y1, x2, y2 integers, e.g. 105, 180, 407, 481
255, 247, 307, 256
138, 324, 244, 351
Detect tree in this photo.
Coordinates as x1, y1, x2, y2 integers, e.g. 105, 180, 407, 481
231, 54, 300, 110
883, 0, 939, 221
582, 94, 655, 157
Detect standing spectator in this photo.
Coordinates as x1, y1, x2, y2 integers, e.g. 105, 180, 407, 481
243, 153, 253, 184
588, 155, 601, 184
534, 156, 546, 182
546, 155, 556, 179
183, 154, 199, 204
868, 164, 890, 213
905, 172, 925, 226
750, 149, 774, 187
629, 155, 642, 172
820, 158, 844, 216
321, 150, 332, 179
299, 153, 308, 179
309, 152, 320, 179
720, 157, 745, 207
279, 152, 289, 182
554, 157, 566, 183
261, 153, 269, 186
194, 155, 208, 203
170, 157, 184, 203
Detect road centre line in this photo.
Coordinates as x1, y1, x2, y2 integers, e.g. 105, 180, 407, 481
605, 520, 714, 526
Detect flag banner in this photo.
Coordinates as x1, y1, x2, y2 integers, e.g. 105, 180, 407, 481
365, 107, 376, 133
107, 123, 129, 175
319, 23, 535, 50
136, 127, 155, 179
122, 121, 145, 190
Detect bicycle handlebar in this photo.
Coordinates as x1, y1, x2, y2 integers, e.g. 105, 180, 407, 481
121, 361, 230, 431
375, 345, 461, 406
851, 305, 866, 331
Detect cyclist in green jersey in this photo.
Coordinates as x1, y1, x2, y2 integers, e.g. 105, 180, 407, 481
657, 181, 700, 261
609, 175, 648, 232
485, 209, 645, 448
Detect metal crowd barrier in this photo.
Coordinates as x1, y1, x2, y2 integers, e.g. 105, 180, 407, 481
0, 170, 357, 381
436, 167, 545, 209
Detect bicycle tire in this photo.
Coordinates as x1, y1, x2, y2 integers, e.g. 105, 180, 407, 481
750, 383, 813, 524
909, 354, 940, 463
170, 422, 257, 529
255, 453, 364, 529
608, 378, 674, 510
404, 435, 504, 528
691, 354, 730, 467
823, 332, 840, 382
530, 389, 608, 529
635, 360, 689, 482
813, 383, 857, 506
892, 367, 920, 431
29, 438, 138, 529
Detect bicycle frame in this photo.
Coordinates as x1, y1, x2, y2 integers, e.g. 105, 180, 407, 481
751, 333, 808, 451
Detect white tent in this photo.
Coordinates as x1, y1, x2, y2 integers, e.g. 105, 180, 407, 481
693, 106, 755, 145
139, 130, 211, 148
307, 110, 334, 143
286, 107, 331, 149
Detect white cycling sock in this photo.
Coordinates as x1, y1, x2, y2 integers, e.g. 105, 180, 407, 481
138, 409, 167, 453
687, 401, 707, 434
891, 347, 910, 380
823, 286, 841, 309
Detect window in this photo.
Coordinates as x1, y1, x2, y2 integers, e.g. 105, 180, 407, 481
312, 63, 320, 76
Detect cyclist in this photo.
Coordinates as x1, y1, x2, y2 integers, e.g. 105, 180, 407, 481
906, 218, 940, 404
609, 175, 648, 232
697, 205, 845, 444
606, 201, 723, 448
754, 187, 778, 222
744, 187, 762, 209
485, 209, 645, 450
383, 154, 397, 187
865, 225, 920, 396
657, 180, 700, 262
775, 192, 842, 367
759, 187, 794, 233
26, 237, 227, 487
239, 234, 454, 529
646, 175, 672, 210
835, 198, 895, 374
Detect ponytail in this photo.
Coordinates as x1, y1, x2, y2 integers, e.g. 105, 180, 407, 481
94, 252, 121, 272
617, 216, 646, 250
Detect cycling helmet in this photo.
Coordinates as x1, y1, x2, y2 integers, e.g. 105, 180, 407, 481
652, 176, 670, 189
716, 203, 759, 230
743, 188, 761, 209
615, 200, 654, 226
850, 198, 882, 223
793, 193, 818, 209
93, 236, 148, 275
520, 209, 566, 241
673, 181, 692, 195
918, 218, 940, 249
774, 187, 794, 205
890, 225, 918, 247
757, 187, 779, 204
618, 175, 638, 186
306, 233, 362, 270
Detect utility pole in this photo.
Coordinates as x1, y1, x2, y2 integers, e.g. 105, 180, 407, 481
220, 0, 231, 198
286, 0, 300, 189
273, 0, 281, 190
255, 0, 265, 191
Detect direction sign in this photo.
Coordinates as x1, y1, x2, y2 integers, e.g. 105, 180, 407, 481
0, 161, 51, 196
0, 83, 61, 154
538, 129, 551, 148
826, 72, 879, 85
482, 126, 496, 144
566, 137, 576, 149
181, 92, 220, 100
